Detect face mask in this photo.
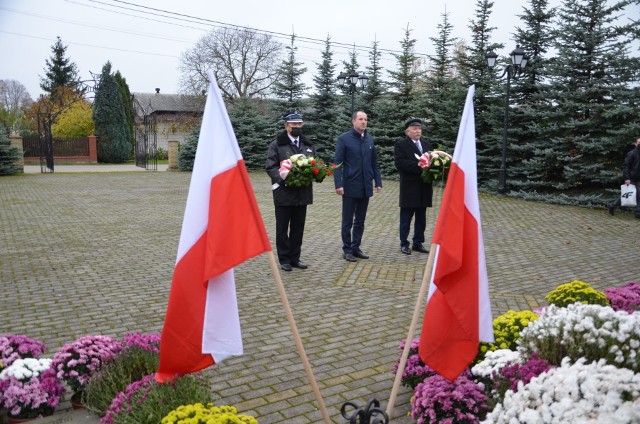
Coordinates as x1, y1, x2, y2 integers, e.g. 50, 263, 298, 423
290, 127, 302, 137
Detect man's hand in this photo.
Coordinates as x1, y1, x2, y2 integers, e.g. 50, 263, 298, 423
336, 187, 344, 195
375, 186, 382, 193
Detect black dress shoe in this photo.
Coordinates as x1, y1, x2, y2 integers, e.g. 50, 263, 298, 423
280, 263, 292, 272
343, 253, 357, 262
291, 261, 308, 269
401, 246, 411, 255
412, 244, 429, 253
353, 249, 369, 259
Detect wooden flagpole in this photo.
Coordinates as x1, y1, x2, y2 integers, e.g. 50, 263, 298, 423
386, 242, 437, 417
266, 250, 331, 424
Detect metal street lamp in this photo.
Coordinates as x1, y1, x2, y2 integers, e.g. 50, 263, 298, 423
486, 45, 529, 196
337, 71, 369, 115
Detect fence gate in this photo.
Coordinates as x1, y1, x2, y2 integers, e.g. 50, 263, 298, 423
37, 112, 54, 173
133, 96, 157, 171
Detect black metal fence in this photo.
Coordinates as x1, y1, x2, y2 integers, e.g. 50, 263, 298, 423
22, 137, 89, 158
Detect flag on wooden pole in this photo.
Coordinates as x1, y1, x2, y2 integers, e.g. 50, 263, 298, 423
157, 70, 271, 382
419, 85, 494, 381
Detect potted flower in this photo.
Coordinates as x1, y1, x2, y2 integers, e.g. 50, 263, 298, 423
0, 357, 64, 423
162, 403, 258, 424
0, 335, 46, 371
51, 335, 123, 406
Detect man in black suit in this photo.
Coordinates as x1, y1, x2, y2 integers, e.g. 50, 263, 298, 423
394, 118, 433, 255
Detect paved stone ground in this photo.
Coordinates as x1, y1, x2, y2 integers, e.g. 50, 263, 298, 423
1, 169, 638, 423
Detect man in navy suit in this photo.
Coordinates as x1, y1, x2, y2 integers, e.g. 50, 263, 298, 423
333, 111, 382, 262
394, 118, 433, 255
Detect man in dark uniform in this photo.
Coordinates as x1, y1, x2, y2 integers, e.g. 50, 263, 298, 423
394, 118, 433, 255
265, 111, 316, 271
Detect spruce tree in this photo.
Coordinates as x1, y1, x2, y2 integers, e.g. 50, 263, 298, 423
92, 62, 131, 163
229, 97, 276, 170
307, 36, 342, 161
272, 34, 307, 112
421, 10, 467, 152
545, 0, 638, 193
375, 25, 422, 178
0, 127, 21, 175
362, 40, 385, 122
40, 37, 81, 101
462, 0, 505, 189
507, 0, 558, 192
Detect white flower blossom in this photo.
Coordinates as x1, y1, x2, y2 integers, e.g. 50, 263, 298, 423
518, 303, 640, 372
482, 358, 640, 423
0, 357, 52, 381
472, 349, 522, 378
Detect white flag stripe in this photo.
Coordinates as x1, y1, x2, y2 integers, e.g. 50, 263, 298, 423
202, 269, 243, 359
176, 71, 243, 263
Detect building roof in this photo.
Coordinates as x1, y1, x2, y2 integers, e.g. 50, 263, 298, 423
132, 91, 204, 115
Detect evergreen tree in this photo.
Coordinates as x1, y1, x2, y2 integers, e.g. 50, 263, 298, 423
39, 37, 81, 101
507, 0, 558, 192
307, 36, 342, 161
92, 62, 131, 163
178, 126, 200, 171
421, 10, 467, 151
114, 72, 135, 159
387, 25, 422, 120
229, 97, 276, 169
0, 127, 21, 175
362, 40, 385, 122
375, 25, 422, 178
544, 0, 638, 193
462, 0, 504, 188
272, 34, 307, 112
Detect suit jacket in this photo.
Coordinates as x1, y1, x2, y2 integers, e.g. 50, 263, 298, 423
394, 136, 433, 208
333, 128, 382, 198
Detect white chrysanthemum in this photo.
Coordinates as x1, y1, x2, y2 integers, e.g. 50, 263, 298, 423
482, 358, 640, 423
472, 349, 522, 378
0, 357, 52, 380
518, 304, 640, 372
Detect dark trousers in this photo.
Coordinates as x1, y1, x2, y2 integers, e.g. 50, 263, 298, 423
341, 196, 369, 253
275, 205, 307, 265
400, 206, 427, 247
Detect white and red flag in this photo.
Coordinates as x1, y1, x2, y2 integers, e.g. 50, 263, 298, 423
157, 70, 271, 382
418, 85, 494, 381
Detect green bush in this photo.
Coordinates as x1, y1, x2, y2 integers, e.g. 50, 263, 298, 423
82, 346, 159, 415
156, 147, 168, 161
102, 373, 214, 424
545, 280, 609, 307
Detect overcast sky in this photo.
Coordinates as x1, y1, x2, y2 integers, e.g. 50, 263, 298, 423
0, 0, 636, 100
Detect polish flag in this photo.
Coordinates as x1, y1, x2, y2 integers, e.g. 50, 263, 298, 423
419, 85, 494, 381
157, 71, 271, 382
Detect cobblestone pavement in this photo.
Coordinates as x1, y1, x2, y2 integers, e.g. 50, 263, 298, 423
1, 170, 638, 423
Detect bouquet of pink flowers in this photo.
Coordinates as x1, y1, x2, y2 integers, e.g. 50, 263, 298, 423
278, 154, 337, 187
415, 150, 453, 183
0, 357, 65, 419
0, 335, 46, 370
51, 335, 123, 394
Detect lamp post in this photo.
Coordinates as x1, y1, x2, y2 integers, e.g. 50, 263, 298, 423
337, 71, 369, 116
486, 45, 528, 196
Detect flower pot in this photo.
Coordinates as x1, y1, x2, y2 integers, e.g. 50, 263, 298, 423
70, 391, 84, 410
8, 417, 33, 424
